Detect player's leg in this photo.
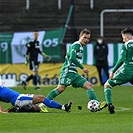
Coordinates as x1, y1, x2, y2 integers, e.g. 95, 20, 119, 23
38, 103, 49, 112
32, 62, 40, 90
104, 81, 115, 114
22, 62, 33, 90
129, 71, 133, 85
73, 75, 107, 110
126, 66, 133, 85
39, 68, 62, 111
15, 94, 72, 112
72, 74, 98, 100
33, 95, 72, 112
47, 71, 69, 100
26, 74, 33, 82
14, 95, 46, 112
6, 104, 41, 112
104, 81, 112, 105
22, 74, 33, 89
104, 72, 129, 114
33, 71, 40, 90
47, 85, 66, 100
45, 72, 69, 112
83, 81, 98, 100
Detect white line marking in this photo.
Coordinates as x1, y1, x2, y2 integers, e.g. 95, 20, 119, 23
115, 106, 131, 112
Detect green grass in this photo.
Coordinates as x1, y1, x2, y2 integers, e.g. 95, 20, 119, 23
0, 86, 132, 133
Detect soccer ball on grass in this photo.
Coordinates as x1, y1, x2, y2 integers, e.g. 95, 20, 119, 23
87, 100, 100, 112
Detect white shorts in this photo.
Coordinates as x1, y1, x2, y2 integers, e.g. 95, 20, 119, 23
14, 94, 34, 110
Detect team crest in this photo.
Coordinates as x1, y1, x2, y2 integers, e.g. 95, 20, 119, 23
14, 37, 31, 57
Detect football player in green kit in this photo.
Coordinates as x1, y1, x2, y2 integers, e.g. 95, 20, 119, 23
104, 28, 133, 114
47, 28, 106, 110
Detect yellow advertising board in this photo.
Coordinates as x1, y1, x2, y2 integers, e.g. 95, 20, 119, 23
0, 63, 100, 86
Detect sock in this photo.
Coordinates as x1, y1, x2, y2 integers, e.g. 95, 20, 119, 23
43, 98, 62, 109
104, 88, 112, 104
26, 74, 33, 82
33, 75, 37, 86
47, 88, 60, 100
86, 89, 98, 101
61, 105, 65, 110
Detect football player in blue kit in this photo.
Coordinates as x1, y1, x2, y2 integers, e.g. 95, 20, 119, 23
0, 86, 72, 113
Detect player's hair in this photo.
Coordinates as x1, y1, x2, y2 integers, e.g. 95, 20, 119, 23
121, 28, 133, 36
79, 28, 91, 37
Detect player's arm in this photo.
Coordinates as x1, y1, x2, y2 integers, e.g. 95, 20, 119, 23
24, 43, 30, 65
25, 54, 29, 65
69, 44, 84, 70
42, 52, 51, 61
37, 47, 51, 61
112, 44, 126, 73
25, 50, 29, 65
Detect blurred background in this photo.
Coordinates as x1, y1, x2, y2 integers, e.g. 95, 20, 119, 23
0, 0, 133, 86
0, 0, 133, 42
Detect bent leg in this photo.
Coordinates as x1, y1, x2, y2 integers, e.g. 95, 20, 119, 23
104, 82, 112, 104
83, 81, 98, 101
47, 85, 66, 100
33, 95, 62, 109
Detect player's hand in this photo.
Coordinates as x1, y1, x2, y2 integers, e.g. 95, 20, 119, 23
46, 56, 51, 61
25, 56, 29, 65
83, 68, 89, 73
109, 72, 114, 79
25, 60, 29, 66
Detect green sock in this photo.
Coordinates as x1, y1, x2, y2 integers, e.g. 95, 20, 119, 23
47, 88, 60, 100
104, 88, 112, 104
86, 89, 98, 101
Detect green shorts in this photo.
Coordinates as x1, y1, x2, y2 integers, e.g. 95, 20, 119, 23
58, 71, 87, 88
108, 66, 133, 87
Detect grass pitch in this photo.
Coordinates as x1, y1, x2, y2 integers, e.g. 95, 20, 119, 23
0, 86, 132, 133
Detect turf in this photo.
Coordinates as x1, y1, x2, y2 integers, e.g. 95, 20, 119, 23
0, 86, 132, 133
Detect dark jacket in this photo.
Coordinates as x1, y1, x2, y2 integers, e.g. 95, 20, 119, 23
94, 41, 108, 67
26, 40, 42, 62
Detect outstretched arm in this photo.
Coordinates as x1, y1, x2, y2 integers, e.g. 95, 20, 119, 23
42, 52, 51, 61
112, 44, 126, 73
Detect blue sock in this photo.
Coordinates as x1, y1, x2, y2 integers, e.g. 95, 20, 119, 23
43, 98, 62, 109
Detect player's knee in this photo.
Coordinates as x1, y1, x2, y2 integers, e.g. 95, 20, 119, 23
104, 81, 111, 89
57, 85, 66, 93
39, 95, 46, 101
83, 81, 93, 90
33, 95, 45, 103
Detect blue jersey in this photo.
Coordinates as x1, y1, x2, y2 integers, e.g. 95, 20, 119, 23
0, 86, 20, 105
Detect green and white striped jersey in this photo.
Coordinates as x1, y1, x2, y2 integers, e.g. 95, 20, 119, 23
61, 41, 84, 73
112, 40, 133, 73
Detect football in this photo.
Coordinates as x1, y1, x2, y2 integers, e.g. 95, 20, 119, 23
87, 100, 100, 112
